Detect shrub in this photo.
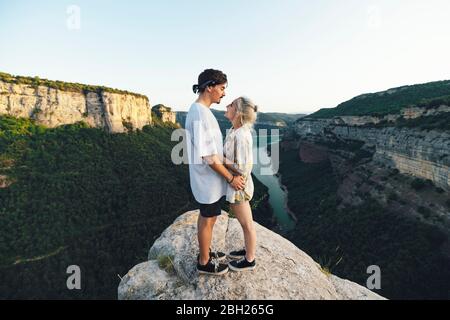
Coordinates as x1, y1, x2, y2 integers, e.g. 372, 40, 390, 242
157, 255, 175, 275
417, 206, 432, 218
388, 192, 398, 201
122, 121, 133, 132
411, 178, 426, 191
435, 187, 445, 194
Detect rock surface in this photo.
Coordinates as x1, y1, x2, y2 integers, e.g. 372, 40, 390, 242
118, 210, 385, 300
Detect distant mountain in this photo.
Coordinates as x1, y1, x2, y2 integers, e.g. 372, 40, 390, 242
309, 80, 450, 118
264, 112, 307, 124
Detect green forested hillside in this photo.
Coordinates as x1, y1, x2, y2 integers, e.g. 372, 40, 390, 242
309, 80, 450, 118
0, 115, 271, 299
0, 116, 193, 298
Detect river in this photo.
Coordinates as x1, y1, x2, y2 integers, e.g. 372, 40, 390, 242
252, 135, 296, 231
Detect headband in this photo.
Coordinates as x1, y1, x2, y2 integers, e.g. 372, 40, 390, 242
192, 80, 216, 94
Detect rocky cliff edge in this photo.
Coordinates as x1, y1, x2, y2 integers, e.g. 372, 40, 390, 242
118, 210, 385, 300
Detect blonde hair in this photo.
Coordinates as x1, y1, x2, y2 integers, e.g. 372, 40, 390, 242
234, 96, 258, 127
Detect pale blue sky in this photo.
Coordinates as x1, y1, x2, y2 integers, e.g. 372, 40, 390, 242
1, 0, 450, 114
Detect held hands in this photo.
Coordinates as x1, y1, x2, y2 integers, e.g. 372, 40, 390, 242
204, 156, 246, 191
229, 174, 245, 191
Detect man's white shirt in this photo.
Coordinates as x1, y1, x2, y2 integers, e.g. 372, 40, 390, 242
185, 102, 227, 204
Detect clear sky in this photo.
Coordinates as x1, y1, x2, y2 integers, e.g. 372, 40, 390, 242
1, 0, 450, 114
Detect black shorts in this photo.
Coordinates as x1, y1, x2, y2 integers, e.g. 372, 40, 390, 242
198, 196, 224, 218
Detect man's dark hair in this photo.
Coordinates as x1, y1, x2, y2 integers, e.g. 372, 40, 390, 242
193, 69, 227, 94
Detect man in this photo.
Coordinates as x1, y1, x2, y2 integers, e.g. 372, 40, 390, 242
185, 69, 245, 275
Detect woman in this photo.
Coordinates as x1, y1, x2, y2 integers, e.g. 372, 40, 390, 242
223, 96, 258, 271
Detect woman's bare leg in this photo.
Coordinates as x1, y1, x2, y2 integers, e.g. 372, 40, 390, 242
230, 201, 256, 262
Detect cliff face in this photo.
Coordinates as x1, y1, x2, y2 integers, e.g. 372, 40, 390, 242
295, 119, 450, 190
152, 104, 177, 124
118, 210, 385, 300
0, 80, 152, 133
159, 112, 176, 124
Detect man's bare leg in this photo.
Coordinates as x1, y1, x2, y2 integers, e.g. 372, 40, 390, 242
197, 215, 218, 265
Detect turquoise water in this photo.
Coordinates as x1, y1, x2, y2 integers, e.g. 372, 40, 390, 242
252, 135, 296, 231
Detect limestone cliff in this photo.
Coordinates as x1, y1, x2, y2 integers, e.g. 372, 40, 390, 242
295, 118, 449, 191
118, 210, 385, 300
288, 114, 450, 230
0, 76, 152, 133
152, 104, 177, 124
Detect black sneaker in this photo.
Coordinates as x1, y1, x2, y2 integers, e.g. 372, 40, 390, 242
228, 249, 246, 259
197, 258, 229, 275
197, 249, 226, 262
209, 248, 226, 261
229, 257, 256, 272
